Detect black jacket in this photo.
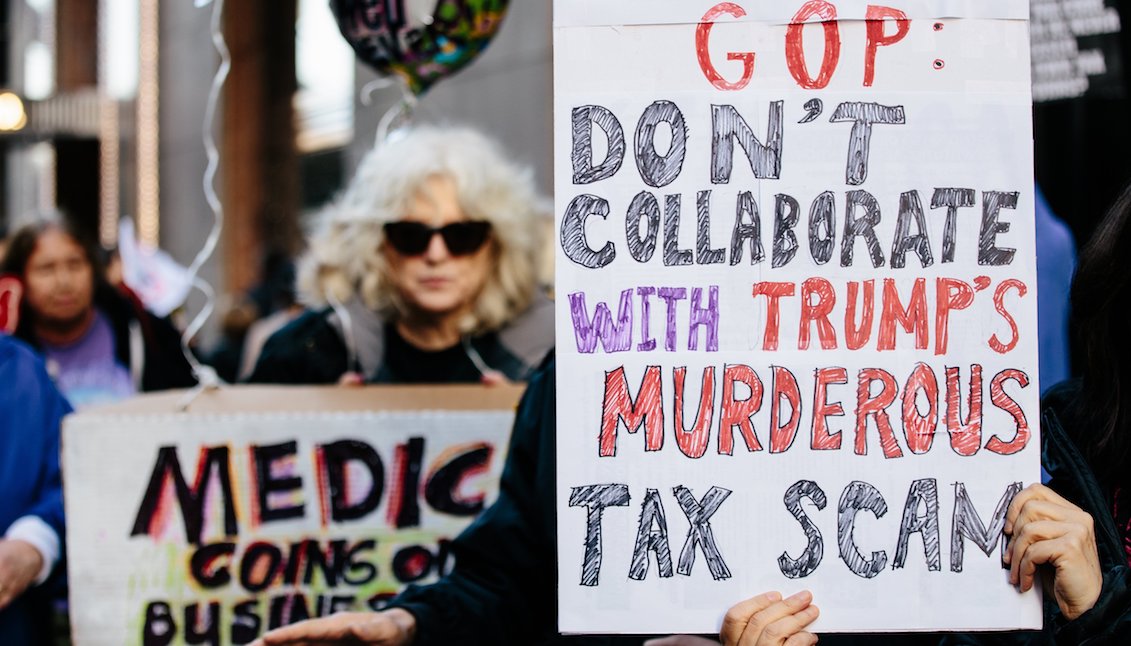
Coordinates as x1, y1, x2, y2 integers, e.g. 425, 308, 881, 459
247, 295, 554, 385
1027, 380, 1131, 644
928, 381, 1131, 646
245, 308, 353, 384
390, 354, 644, 645
388, 364, 1131, 645
13, 284, 196, 393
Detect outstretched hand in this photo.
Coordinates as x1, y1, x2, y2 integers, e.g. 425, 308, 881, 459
1004, 483, 1103, 620
720, 590, 819, 646
250, 609, 416, 646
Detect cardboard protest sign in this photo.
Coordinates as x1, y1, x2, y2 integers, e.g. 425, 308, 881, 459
554, 0, 1040, 634
64, 384, 523, 645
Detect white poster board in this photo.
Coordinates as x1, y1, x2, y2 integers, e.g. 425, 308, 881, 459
64, 385, 521, 645
554, 0, 1040, 634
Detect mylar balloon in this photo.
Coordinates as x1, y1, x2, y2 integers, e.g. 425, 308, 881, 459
331, 0, 511, 96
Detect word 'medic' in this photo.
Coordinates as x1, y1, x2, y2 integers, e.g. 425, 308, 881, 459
567, 479, 1020, 586
130, 438, 493, 545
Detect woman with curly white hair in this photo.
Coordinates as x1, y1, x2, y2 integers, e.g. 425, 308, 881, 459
247, 126, 553, 384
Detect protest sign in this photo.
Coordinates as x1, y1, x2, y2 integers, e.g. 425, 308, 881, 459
64, 384, 522, 645
554, 0, 1041, 633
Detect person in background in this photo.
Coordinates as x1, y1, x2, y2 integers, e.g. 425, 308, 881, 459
0, 218, 196, 408
1034, 185, 1076, 390
204, 300, 258, 384
100, 246, 123, 288
237, 253, 303, 381
248, 126, 553, 385
0, 222, 10, 264
0, 334, 69, 645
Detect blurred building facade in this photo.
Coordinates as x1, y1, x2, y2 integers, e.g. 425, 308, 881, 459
0, 0, 552, 344
7, 0, 1123, 345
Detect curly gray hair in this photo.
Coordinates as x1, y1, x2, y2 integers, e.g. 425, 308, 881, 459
297, 126, 546, 334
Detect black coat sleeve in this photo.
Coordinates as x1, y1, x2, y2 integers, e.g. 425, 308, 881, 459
245, 310, 349, 385
389, 356, 561, 645
140, 311, 198, 391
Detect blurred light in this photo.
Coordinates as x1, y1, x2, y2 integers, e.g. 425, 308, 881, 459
99, 98, 121, 248
102, 0, 140, 99
29, 142, 56, 212
24, 0, 54, 15
24, 41, 54, 100
137, 0, 160, 246
295, 0, 355, 151
0, 92, 28, 131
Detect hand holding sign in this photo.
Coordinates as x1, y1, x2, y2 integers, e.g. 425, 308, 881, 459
719, 591, 819, 646
1004, 483, 1103, 620
252, 608, 416, 646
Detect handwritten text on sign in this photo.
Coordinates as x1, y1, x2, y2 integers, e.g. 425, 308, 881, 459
64, 410, 512, 646
554, 0, 1040, 634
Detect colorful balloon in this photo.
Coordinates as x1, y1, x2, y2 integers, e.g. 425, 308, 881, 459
331, 0, 511, 96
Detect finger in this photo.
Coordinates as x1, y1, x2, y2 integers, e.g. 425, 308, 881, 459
1016, 539, 1061, 593
1008, 519, 1066, 580
337, 372, 364, 387
1005, 517, 1067, 568
1014, 499, 1081, 529
745, 604, 819, 646
480, 370, 509, 386
1006, 484, 1058, 533
644, 637, 722, 646
1006, 484, 1074, 534
254, 616, 353, 645
1008, 520, 1070, 586
0, 582, 18, 612
0, 576, 13, 609
1006, 502, 1085, 568
737, 591, 814, 645
721, 592, 782, 645
784, 632, 819, 646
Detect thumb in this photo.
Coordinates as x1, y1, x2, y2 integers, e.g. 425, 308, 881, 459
480, 370, 510, 387
337, 371, 365, 386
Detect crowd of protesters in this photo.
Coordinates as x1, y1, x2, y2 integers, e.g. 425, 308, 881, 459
0, 123, 1129, 645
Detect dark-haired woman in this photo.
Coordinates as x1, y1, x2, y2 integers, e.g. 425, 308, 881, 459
1, 219, 196, 406
1004, 180, 1131, 644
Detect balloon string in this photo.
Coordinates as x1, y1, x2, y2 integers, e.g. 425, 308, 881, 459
178, 278, 221, 412
179, 0, 230, 387
359, 77, 397, 106
190, 0, 228, 279
375, 79, 418, 143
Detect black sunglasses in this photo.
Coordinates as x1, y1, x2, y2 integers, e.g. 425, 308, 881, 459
383, 221, 492, 257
